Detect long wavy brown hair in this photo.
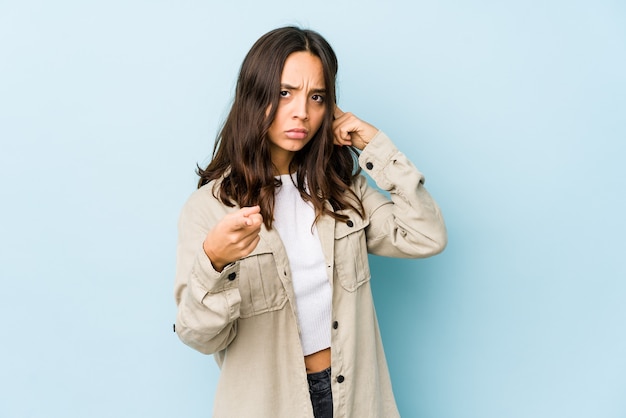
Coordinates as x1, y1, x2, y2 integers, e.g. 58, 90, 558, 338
197, 26, 364, 228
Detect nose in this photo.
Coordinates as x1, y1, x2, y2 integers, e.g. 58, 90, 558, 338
291, 95, 309, 121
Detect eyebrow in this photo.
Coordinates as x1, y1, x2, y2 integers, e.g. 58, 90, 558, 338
280, 83, 326, 94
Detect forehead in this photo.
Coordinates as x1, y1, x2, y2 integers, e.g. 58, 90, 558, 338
281, 51, 325, 87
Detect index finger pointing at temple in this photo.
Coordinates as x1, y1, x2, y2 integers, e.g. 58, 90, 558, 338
334, 106, 345, 120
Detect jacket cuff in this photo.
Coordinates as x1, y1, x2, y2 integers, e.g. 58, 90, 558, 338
191, 245, 241, 294
358, 131, 399, 190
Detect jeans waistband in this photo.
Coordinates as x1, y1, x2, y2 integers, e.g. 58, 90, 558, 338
307, 367, 331, 383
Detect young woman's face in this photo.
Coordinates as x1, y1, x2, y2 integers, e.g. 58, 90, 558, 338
267, 51, 326, 174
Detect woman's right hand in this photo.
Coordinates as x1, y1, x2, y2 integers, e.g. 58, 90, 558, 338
203, 206, 263, 272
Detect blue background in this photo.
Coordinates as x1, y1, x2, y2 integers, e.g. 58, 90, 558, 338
1, 1, 625, 417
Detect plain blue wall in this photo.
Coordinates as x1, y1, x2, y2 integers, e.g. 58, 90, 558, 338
1, 1, 625, 417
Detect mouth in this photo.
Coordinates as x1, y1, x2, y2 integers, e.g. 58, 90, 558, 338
285, 128, 309, 139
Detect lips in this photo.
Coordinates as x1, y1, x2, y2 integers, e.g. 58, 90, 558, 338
285, 128, 308, 139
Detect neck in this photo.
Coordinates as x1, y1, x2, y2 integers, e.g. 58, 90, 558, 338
272, 152, 295, 175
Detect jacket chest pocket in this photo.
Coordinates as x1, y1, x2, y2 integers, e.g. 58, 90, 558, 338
237, 242, 288, 318
334, 215, 371, 292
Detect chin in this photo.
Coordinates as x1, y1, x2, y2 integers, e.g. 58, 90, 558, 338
284, 142, 309, 152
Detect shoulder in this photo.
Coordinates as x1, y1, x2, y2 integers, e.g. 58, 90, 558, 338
180, 179, 234, 225
185, 180, 221, 207
350, 174, 369, 195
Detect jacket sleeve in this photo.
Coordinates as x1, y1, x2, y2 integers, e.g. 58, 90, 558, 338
357, 131, 447, 258
173, 188, 241, 354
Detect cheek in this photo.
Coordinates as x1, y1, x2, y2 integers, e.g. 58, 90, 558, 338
267, 109, 283, 137
269, 104, 287, 126
312, 109, 326, 132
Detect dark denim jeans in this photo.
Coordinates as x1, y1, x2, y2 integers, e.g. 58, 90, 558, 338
307, 367, 333, 418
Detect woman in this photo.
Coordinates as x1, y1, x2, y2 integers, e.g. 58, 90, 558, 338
174, 26, 447, 418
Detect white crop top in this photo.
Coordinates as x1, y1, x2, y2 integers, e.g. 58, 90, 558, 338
272, 173, 332, 356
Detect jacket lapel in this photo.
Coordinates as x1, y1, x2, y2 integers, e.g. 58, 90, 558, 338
316, 203, 336, 287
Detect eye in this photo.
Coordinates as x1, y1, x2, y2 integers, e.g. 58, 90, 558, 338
311, 94, 325, 103
279, 90, 290, 98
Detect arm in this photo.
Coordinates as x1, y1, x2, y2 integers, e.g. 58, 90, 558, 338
333, 108, 447, 258
174, 189, 262, 354
357, 131, 447, 257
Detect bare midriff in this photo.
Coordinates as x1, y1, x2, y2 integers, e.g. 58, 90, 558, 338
305, 347, 331, 373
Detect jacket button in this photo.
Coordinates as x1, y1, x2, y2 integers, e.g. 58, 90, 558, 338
337, 375, 345, 383
227, 272, 237, 281
346, 220, 354, 227
365, 162, 374, 170
333, 321, 339, 329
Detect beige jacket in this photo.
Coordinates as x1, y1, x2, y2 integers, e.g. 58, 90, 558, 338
174, 131, 447, 418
